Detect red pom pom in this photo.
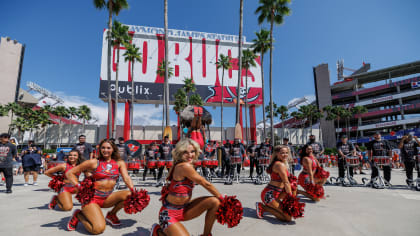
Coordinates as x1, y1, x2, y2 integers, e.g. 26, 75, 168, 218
216, 196, 243, 228
288, 174, 298, 192
314, 167, 330, 179
48, 175, 65, 192
306, 183, 324, 199
124, 188, 150, 214
281, 194, 305, 218
159, 185, 169, 202
75, 177, 95, 205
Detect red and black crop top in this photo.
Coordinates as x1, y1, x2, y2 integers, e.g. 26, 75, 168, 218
269, 161, 289, 182
302, 155, 317, 173
92, 159, 119, 181
167, 177, 194, 197
64, 163, 80, 178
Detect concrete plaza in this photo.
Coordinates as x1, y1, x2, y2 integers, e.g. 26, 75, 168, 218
1, 167, 419, 236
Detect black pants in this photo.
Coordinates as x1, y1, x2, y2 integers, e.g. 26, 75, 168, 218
249, 158, 262, 177
404, 159, 420, 180
0, 168, 13, 191
371, 164, 391, 182
338, 158, 353, 178
228, 163, 241, 177
143, 167, 156, 180
157, 166, 165, 180
221, 159, 230, 177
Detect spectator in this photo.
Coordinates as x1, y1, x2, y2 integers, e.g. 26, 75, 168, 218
116, 137, 131, 161
0, 133, 18, 193
22, 140, 42, 186
307, 134, 324, 158
72, 135, 93, 159
56, 150, 66, 162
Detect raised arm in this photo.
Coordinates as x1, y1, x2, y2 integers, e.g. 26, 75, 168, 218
45, 163, 66, 178
66, 159, 97, 186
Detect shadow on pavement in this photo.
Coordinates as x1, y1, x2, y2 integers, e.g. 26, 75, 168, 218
33, 188, 51, 192
122, 226, 150, 236
28, 203, 49, 210
40, 216, 71, 232
108, 219, 136, 229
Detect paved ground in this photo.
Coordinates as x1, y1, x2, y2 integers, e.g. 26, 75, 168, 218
1, 167, 420, 236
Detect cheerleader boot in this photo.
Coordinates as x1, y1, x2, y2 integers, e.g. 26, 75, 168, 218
48, 195, 58, 210
106, 212, 121, 226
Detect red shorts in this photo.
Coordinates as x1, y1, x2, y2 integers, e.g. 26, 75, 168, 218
298, 172, 311, 188
191, 131, 204, 150
261, 184, 284, 205
59, 183, 78, 194
158, 200, 189, 230
86, 189, 113, 207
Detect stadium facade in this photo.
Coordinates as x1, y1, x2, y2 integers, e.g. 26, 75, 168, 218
315, 60, 420, 147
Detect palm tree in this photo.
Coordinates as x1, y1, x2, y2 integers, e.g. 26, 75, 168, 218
78, 105, 92, 134
290, 110, 304, 143
67, 106, 78, 144
241, 49, 257, 144
157, 60, 174, 133
216, 54, 232, 141
341, 108, 353, 138
183, 77, 196, 105
123, 43, 142, 140
265, 102, 280, 140
40, 105, 53, 148
164, 0, 170, 128
110, 20, 130, 138
93, 0, 129, 138
252, 29, 271, 140
236, 0, 244, 126
277, 105, 288, 139
351, 106, 368, 141
52, 106, 69, 147
256, 0, 291, 146
332, 106, 346, 140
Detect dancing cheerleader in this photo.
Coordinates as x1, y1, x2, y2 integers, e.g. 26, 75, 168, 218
297, 144, 329, 201
66, 139, 136, 234
45, 150, 85, 211
256, 145, 302, 221
150, 138, 225, 236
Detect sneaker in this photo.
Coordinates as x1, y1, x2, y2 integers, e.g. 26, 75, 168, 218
106, 212, 121, 226
33, 182, 38, 186
150, 223, 162, 236
49, 195, 58, 210
24, 183, 28, 187
155, 181, 163, 187
360, 171, 366, 175
6, 189, 12, 194
256, 202, 264, 219
67, 209, 81, 231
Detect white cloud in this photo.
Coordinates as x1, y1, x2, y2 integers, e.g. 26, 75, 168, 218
33, 92, 177, 126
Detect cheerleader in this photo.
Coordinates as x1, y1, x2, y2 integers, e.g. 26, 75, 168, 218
150, 138, 224, 236
45, 150, 85, 211
256, 145, 298, 221
65, 139, 135, 234
297, 144, 329, 201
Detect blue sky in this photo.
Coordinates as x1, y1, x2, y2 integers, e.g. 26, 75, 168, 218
1, 0, 419, 127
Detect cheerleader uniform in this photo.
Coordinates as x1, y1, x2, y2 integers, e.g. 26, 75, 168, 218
158, 175, 194, 230
59, 163, 80, 194
261, 162, 297, 205
87, 159, 119, 207
298, 156, 318, 189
